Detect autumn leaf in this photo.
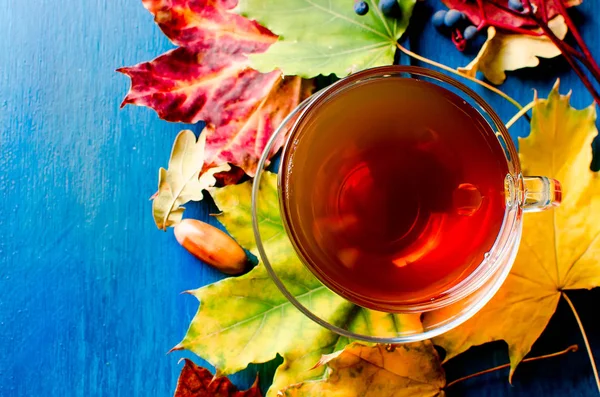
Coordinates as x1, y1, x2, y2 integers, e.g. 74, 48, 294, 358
237, 0, 416, 77
269, 309, 423, 396
152, 130, 230, 230
119, 0, 308, 176
280, 342, 445, 397
175, 172, 421, 396
458, 16, 567, 85
119, 0, 278, 123
441, 0, 581, 30
174, 359, 261, 397
427, 81, 599, 378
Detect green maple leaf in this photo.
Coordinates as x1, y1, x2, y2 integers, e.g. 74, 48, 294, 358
176, 172, 420, 396
236, 0, 416, 77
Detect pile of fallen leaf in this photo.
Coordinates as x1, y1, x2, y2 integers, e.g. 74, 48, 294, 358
119, 0, 600, 395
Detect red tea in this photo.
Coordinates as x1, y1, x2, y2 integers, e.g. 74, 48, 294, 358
280, 78, 508, 311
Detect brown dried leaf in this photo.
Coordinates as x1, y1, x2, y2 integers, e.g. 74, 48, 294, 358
174, 359, 262, 397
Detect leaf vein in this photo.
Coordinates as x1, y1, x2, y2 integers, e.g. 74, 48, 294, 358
562, 228, 600, 286
301, 0, 391, 40
195, 286, 328, 341
367, 0, 393, 37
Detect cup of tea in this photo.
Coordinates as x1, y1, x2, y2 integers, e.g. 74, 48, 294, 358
252, 66, 561, 342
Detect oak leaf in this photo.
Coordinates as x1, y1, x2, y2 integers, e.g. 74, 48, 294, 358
152, 130, 230, 230
280, 342, 445, 397
427, 81, 600, 378
174, 359, 261, 397
175, 172, 421, 396
458, 16, 567, 85
119, 0, 308, 176
237, 0, 416, 77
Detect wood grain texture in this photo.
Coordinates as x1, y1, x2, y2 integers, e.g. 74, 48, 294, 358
0, 0, 598, 396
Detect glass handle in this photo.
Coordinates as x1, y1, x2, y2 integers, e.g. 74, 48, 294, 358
522, 176, 562, 212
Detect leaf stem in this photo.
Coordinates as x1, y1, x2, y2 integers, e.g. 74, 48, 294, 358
476, 0, 486, 20
492, 21, 544, 37
505, 101, 535, 129
533, 15, 600, 106
562, 292, 600, 393
466, 0, 600, 106
551, 0, 600, 82
445, 344, 579, 389
523, 0, 600, 105
394, 42, 524, 110
538, 0, 550, 24
553, 0, 591, 60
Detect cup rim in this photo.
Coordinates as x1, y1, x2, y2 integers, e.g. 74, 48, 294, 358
251, 66, 523, 342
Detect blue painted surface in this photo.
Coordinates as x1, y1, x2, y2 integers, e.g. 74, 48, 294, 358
0, 0, 598, 395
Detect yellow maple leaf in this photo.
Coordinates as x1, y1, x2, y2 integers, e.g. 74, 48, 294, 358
280, 342, 446, 397
427, 81, 599, 378
459, 16, 567, 85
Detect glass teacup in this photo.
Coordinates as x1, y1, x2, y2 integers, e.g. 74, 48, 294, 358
252, 66, 561, 342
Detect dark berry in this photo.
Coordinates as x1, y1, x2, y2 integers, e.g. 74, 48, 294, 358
463, 25, 478, 40
379, 0, 399, 16
444, 9, 464, 28
508, 0, 524, 11
354, 1, 369, 16
432, 10, 447, 29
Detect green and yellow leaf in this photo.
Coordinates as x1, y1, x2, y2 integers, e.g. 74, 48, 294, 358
178, 172, 421, 396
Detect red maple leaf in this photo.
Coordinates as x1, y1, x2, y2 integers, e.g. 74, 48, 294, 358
174, 359, 262, 397
441, 0, 581, 30
440, 0, 600, 105
118, 0, 307, 176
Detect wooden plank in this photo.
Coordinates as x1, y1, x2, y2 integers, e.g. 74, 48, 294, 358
0, 0, 598, 395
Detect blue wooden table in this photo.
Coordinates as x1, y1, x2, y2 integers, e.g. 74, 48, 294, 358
1, 0, 599, 395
